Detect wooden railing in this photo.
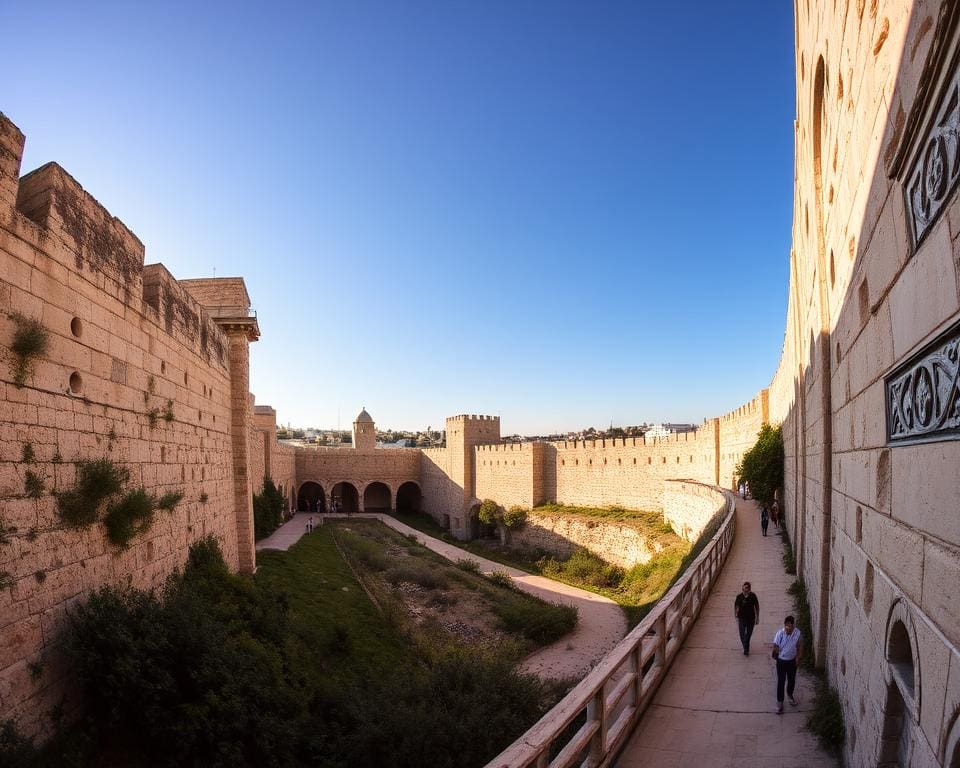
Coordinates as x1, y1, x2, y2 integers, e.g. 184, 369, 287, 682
485, 485, 737, 768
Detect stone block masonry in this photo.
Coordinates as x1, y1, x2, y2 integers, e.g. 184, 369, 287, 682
0, 112, 258, 735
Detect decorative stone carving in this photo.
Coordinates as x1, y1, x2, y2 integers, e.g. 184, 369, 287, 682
905, 79, 960, 248
886, 322, 960, 442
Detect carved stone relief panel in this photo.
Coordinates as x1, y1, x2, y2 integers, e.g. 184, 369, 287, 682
905, 80, 960, 249
886, 320, 960, 442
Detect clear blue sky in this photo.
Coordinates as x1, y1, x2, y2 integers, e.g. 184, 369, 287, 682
3, 1, 796, 435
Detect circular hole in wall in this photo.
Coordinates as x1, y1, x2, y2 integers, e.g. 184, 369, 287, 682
70, 317, 83, 338
69, 372, 82, 394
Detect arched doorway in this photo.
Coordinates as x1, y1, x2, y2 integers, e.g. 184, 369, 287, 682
297, 482, 325, 513
396, 481, 422, 514
363, 482, 391, 513
467, 502, 481, 539
331, 482, 359, 514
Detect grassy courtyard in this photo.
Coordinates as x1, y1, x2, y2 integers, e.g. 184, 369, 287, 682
395, 505, 696, 627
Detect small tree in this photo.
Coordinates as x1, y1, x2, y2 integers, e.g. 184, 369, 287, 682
477, 500, 527, 545
735, 424, 784, 506
502, 505, 528, 530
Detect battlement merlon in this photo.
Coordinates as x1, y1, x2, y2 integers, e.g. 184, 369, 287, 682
446, 414, 501, 423
15, 161, 146, 292
0, 113, 25, 211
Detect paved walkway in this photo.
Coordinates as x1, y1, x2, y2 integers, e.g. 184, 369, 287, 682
615, 498, 837, 768
257, 513, 627, 680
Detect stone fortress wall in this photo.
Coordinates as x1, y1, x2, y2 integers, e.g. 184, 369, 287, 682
0, 115, 263, 733
5, 0, 960, 760
764, 1, 960, 764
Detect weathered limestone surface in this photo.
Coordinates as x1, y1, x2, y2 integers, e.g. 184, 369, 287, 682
509, 512, 669, 569
0, 114, 250, 734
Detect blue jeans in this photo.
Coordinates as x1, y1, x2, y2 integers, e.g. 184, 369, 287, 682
776, 658, 797, 702
738, 619, 755, 652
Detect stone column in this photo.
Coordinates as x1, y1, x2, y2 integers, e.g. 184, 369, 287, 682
225, 327, 256, 573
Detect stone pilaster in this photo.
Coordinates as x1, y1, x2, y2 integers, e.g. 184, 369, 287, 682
225, 327, 256, 573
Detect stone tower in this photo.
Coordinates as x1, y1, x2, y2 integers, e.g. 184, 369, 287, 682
352, 407, 376, 450
445, 414, 501, 534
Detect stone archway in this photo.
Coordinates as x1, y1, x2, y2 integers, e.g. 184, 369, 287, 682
297, 481, 325, 513
396, 481, 422, 514
331, 482, 359, 514
363, 482, 391, 513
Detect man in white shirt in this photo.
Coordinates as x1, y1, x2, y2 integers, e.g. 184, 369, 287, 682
772, 615, 803, 714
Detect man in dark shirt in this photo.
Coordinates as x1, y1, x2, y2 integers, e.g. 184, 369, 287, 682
734, 581, 760, 655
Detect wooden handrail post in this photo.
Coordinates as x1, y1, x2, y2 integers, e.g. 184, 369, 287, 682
588, 685, 607, 765
656, 613, 667, 667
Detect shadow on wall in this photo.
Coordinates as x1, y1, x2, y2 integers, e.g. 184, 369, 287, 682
775, 4, 960, 766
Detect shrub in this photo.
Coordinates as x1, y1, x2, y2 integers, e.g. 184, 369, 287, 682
20, 443, 35, 463
156, 490, 184, 511
477, 499, 502, 527
541, 548, 624, 589
57, 459, 128, 528
163, 400, 175, 422
487, 570, 516, 590
253, 477, 285, 541
503, 506, 528, 529
735, 424, 783, 506
342, 650, 551, 768
104, 489, 156, 546
787, 579, 815, 671
455, 558, 481, 574
492, 596, 577, 645
65, 536, 307, 767
9, 313, 49, 388
781, 524, 797, 574
0, 572, 13, 591
385, 562, 447, 590
807, 678, 845, 753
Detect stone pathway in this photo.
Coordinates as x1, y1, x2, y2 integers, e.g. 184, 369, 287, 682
256, 512, 627, 680
614, 499, 837, 768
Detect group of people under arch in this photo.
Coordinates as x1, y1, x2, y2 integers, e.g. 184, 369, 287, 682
295, 480, 422, 516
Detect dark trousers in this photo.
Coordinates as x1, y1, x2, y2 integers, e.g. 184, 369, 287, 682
761, 518, 769, 535
738, 619, 755, 651
776, 658, 797, 702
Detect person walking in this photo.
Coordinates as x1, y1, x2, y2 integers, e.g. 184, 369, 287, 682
771, 499, 780, 529
772, 615, 803, 713
760, 505, 769, 536
734, 582, 760, 655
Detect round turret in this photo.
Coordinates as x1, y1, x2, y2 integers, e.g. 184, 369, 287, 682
352, 406, 376, 450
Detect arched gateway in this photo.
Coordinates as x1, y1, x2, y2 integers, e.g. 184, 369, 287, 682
297, 481, 325, 513
331, 482, 359, 514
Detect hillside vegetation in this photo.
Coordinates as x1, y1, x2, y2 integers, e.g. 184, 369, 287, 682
397, 505, 696, 627
3, 525, 572, 768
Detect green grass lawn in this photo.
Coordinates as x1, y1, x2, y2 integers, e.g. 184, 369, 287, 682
255, 524, 412, 694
